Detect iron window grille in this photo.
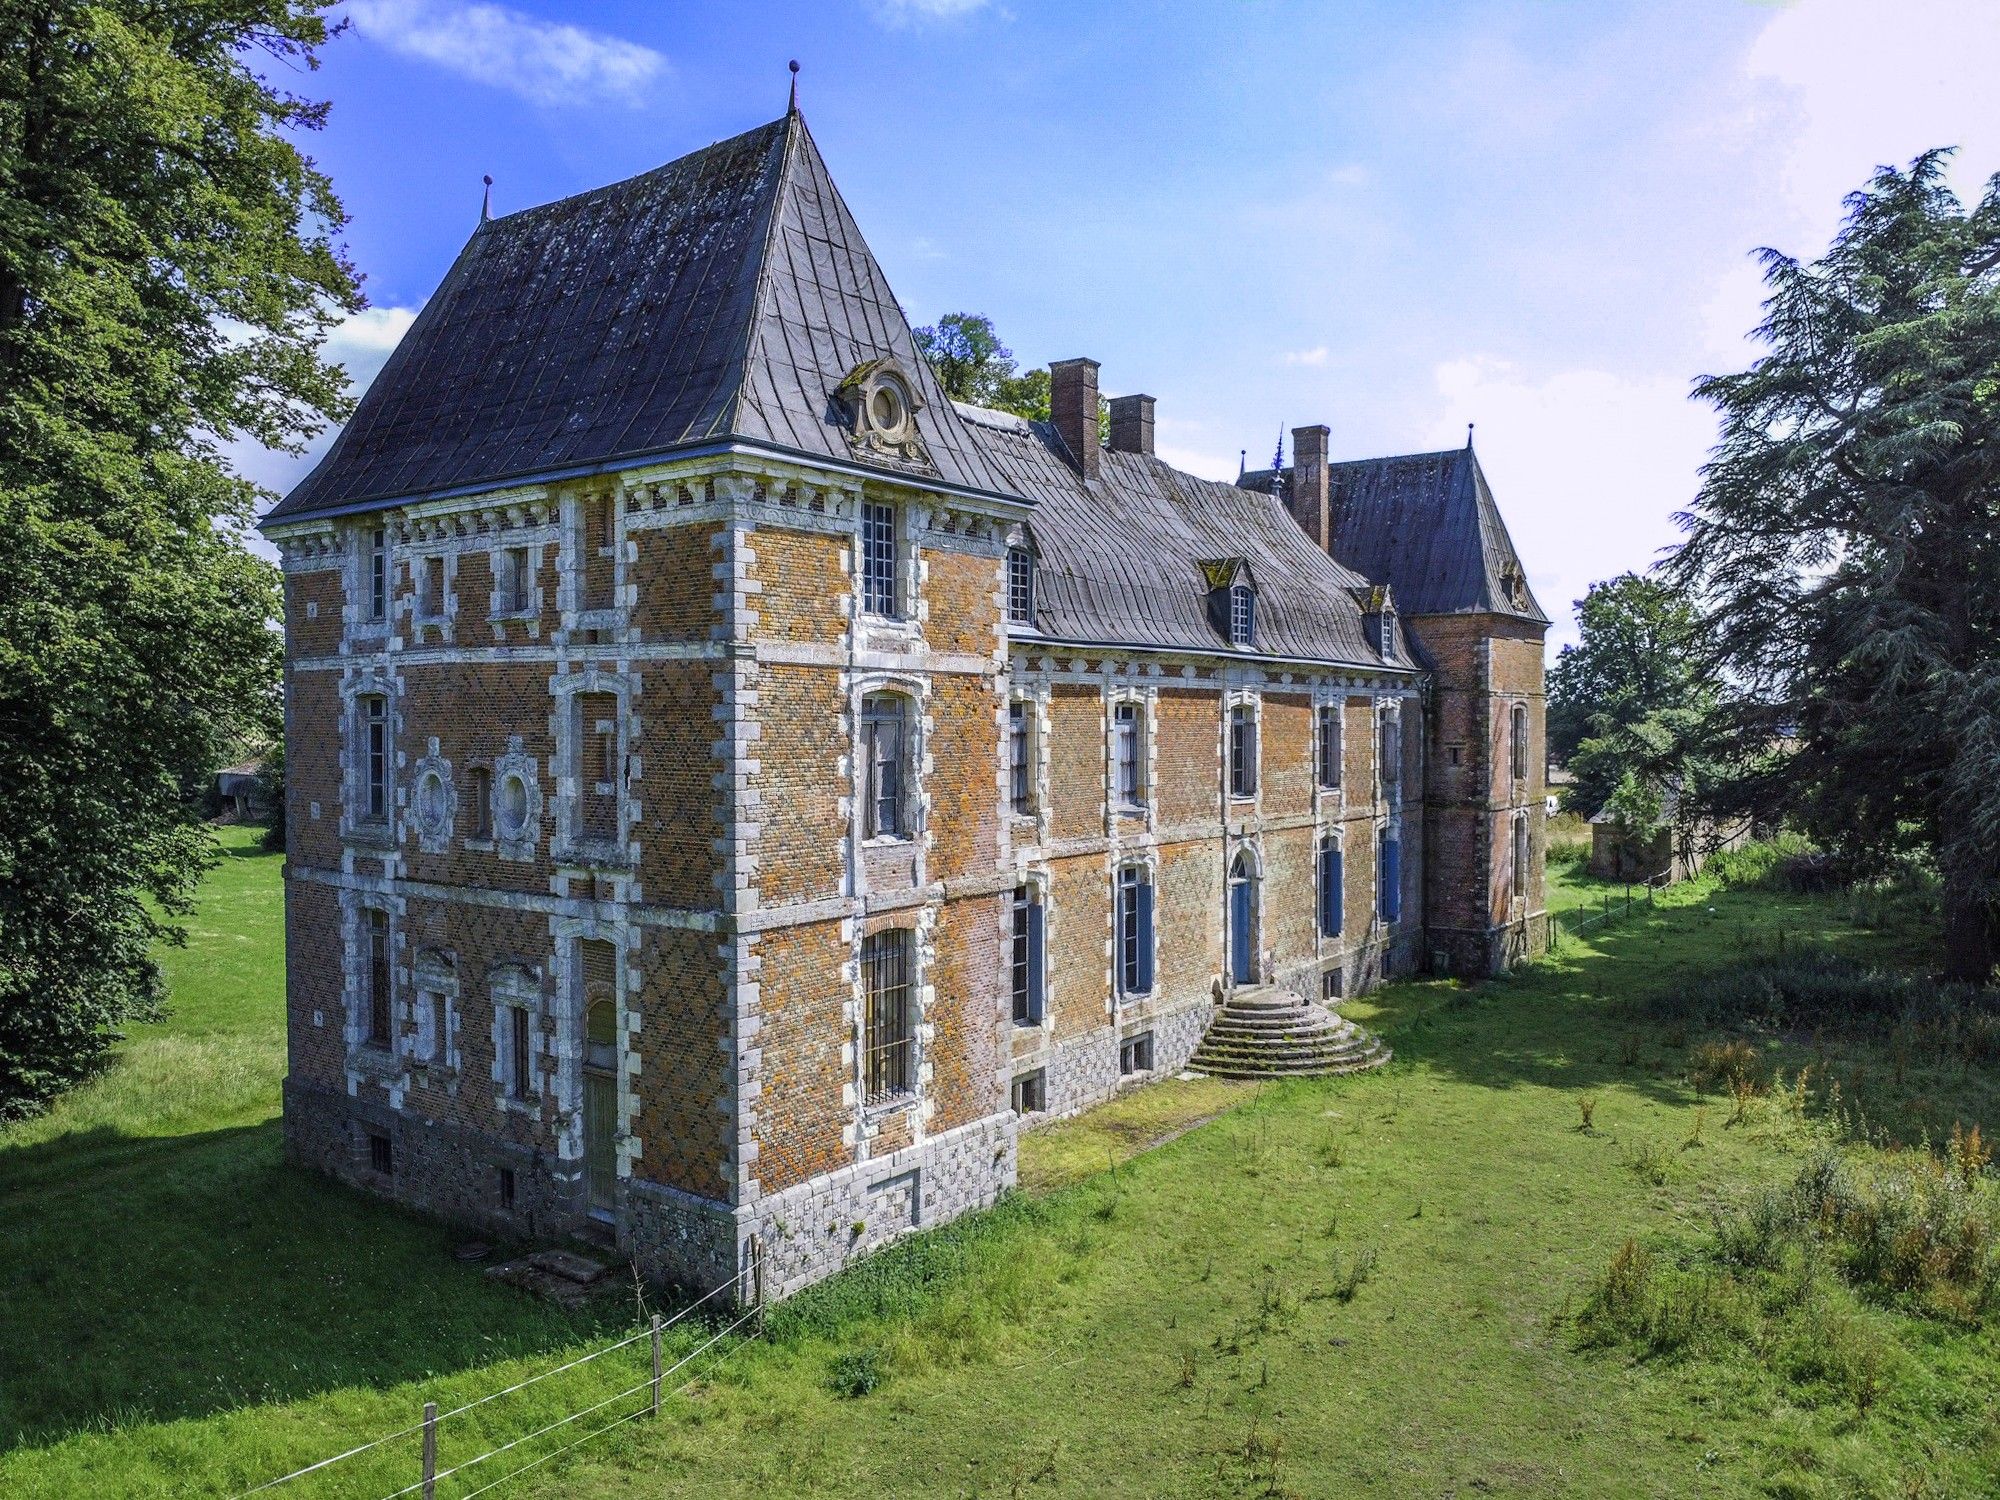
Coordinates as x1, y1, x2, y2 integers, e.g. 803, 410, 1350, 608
365, 909, 392, 1047
1007, 547, 1035, 625
1011, 885, 1045, 1025
508, 1003, 534, 1100
1008, 700, 1032, 814
861, 502, 899, 617
1115, 865, 1155, 996
1229, 702, 1258, 798
861, 693, 909, 839
1113, 702, 1144, 806
1228, 584, 1256, 646
1317, 704, 1342, 790
368, 1133, 392, 1174
862, 929, 915, 1101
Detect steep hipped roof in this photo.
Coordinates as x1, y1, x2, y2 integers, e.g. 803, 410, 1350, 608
1242, 445, 1547, 625
959, 403, 1403, 667
267, 112, 1015, 522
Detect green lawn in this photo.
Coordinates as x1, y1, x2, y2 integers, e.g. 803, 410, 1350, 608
3, 832, 1996, 1498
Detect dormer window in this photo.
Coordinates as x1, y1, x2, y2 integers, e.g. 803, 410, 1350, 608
1378, 607, 1397, 659
1229, 584, 1256, 647
1007, 547, 1035, 625
836, 359, 928, 464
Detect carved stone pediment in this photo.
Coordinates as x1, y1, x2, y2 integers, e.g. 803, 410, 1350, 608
834, 359, 929, 466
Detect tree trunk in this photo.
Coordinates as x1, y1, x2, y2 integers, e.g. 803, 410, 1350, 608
1940, 880, 1996, 984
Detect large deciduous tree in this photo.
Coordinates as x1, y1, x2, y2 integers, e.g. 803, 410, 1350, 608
1670, 150, 2000, 981
0, 1, 360, 1115
913, 311, 1052, 419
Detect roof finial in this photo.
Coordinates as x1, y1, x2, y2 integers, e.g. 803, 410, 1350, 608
1271, 425, 1285, 496
1237, 448, 1247, 480
480, 174, 493, 223
1466, 421, 1474, 450
788, 58, 800, 111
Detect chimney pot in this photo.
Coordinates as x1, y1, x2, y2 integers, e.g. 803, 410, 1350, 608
1049, 358, 1100, 481
1108, 394, 1156, 457
1289, 423, 1331, 551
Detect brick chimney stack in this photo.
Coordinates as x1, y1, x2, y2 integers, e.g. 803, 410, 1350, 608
1050, 358, 1101, 481
1289, 423, 1331, 550
1107, 394, 1155, 457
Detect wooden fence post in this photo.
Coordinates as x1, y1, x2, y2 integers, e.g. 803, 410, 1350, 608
421, 1401, 438, 1500
650, 1313, 663, 1417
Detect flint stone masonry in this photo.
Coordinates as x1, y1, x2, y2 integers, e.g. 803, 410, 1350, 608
264, 107, 1546, 1306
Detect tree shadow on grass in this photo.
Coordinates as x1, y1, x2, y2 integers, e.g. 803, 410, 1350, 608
0, 1119, 622, 1452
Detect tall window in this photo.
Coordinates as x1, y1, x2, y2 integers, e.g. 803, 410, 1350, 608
365, 908, 391, 1047
360, 694, 388, 823
1378, 827, 1401, 924
1379, 706, 1401, 790
1378, 607, 1398, 660
578, 692, 619, 841
1318, 836, 1344, 938
416, 555, 444, 621
1229, 701, 1258, 798
1115, 865, 1155, 997
1513, 813, 1530, 901
468, 766, 492, 839
1228, 583, 1256, 647
1113, 701, 1145, 807
1007, 547, 1034, 625
1510, 703, 1530, 783
497, 546, 531, 615
1011, 886, 1045, 1025
861, 502, 898, 618
508, 1003, 533, 1100
861, 693, 909, 839
862, 929, 915, 1100
1317, 703, 1342, 791
1008, 699, 1033, 815
367, 526, 387, 622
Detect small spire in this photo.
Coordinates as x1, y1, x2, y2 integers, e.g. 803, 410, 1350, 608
1237, 448, 1247, 479
480, 174, 493, 223
1271, 425, 1285, 497
788, 58, 800, 112
1466, 421, 1475, 450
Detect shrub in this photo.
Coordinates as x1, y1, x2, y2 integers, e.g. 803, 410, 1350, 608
1577, 1238, 1750, 1356
1689, 1038, 1763, 1094
826, 1347, 885, 1397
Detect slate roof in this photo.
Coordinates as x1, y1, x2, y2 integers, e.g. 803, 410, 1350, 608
267, 111, 1016, 522
956, 403, 1402, 667
1241, 446, 1547, 624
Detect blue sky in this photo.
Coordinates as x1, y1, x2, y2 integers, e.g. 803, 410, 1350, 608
241, 0, 2000, 646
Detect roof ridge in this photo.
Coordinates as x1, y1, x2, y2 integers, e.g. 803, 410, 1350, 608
482, 116, 789, 230
715, 112, 806, 441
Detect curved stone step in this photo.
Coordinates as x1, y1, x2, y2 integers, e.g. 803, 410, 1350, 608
1188, 985, 1392, 1080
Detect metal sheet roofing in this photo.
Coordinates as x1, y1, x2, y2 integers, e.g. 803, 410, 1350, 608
268, 111, 1014, 522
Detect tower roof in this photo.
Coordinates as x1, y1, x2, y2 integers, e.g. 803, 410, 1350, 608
267, 112, 1015, 522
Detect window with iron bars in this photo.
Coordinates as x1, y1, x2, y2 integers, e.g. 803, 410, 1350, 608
862, 929, 915, 1101
1011, 885, 1044, 1025
861, 502, 899, 617
1229, 701, 1258, 798
1317, 703, 1342, 790
1008, 699, 1033, 814
1006, 547, 1034, 625
1113, 701, 1145, 806
365, 908, 392, 1047
360, 694, 389, 823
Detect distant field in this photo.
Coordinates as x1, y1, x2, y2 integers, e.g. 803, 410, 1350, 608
3, 831, 1995, 1498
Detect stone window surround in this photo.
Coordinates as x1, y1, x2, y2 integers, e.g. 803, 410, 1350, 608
551, 670, 637, 869
561, 485, 628, 632
1225, 835, 1266, 988
488, 540, 545, 623
1008, 869, 1054, 1035
848, 672, 930, 873
1315, 824, 1345, 957
1223, 688, 1262, 807
340, 890, 410, 1100
848, 909, 935, 1138
1104, 684, 1157, 827
337, 668, 399, 846
1111, 851, 1159, 1009
551, 919, 638, 1189
474, 736, 543, 863
1375, 813, 1403, 929
1376, 699, 1404, 807
850, 493, 927, 642
1002, 681, 1051, 848
405, 549, 457, 634
348, 521, 391, 637
1312, 689, 1346, 810
411, 947, 461, 1078
489, 962, 547, 1117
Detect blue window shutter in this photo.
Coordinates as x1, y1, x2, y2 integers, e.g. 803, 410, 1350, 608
1381, 836, 1401, 922
1136, 879, 1155, 992
1027, 901, 1046, 1021
1321, 845, 1343, 937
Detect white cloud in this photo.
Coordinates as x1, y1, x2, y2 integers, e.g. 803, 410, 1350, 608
1326, 163, 1370, 189
871, 0, 990, 19
345, 0, 667, 108
1742, 0, 2000, 241
1282, 346, 1329, 368
1422, 357, 1719, 652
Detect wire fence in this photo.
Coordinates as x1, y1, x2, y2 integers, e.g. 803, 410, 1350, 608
1550, 871, 1673, 947
234, 1240, 766, 1500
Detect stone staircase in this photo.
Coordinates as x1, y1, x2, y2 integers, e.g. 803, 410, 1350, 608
1188, 984, 1392, 1079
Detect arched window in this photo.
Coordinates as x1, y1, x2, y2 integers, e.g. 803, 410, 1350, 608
1228, 850, 1259, 985
1511, 703, 1530, 783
